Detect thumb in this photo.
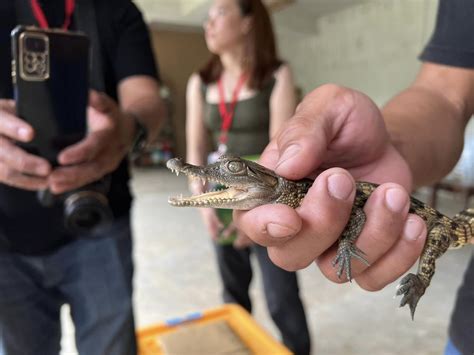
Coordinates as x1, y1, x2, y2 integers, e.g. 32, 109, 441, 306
273, 102, 328, 180
88, 90, 114, 114
274, 84, 355, 180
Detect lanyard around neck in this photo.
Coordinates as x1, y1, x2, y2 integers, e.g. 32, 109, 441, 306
30, 0, 76, 29
217, 73, 247, 145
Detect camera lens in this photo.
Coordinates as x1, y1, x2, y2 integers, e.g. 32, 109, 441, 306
25, 36, 47, 53
64, 191, 113, 232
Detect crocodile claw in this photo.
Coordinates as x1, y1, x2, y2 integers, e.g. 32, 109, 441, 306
396, 273, 427, 320
332, 240, 369, 281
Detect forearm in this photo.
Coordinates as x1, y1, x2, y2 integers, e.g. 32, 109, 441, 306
186, 136, 207, 166
185, 73, 208, 167
383, 86, 467, 188
123, 95, 165, 143
119, 76, 166, 146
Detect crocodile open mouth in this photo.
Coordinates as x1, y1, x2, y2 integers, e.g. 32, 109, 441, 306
166, 156, 282, 209
166, 158, 250, 207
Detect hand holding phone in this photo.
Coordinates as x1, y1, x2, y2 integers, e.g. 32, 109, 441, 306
0, 99, 51, 190
10, 26, 115, 233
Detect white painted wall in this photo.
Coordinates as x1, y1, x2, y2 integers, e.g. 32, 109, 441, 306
273, 0, 439, 106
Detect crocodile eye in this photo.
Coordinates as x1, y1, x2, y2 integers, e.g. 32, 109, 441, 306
227, 161, 245, 173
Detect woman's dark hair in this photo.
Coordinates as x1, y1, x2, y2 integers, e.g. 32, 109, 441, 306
199, 0, 282, 90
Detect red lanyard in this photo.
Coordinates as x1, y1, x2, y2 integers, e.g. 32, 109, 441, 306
217, 73, 247, 145
30, 0, 76, 29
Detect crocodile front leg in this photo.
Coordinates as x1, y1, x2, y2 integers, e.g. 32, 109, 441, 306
396, 221, 452, 319
332, 206, 370, 281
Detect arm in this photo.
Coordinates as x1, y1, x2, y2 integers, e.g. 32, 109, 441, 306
185, 73, 223, 238
383, 62, 474, 187
269, 64, 297, 138
118, 75, 166, 148
186, 73, 208, 170
50, 76, 164, 194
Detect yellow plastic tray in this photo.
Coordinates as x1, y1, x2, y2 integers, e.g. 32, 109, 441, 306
137, 304, 292, 355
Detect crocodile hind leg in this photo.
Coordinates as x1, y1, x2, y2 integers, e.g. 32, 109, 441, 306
396, 221, 452, 319
332, 206, 370, 281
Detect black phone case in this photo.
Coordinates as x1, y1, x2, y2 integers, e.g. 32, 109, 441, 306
11, 25, 89, 164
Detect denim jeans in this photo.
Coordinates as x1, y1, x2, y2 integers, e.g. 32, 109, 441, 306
0, 217, 136, 355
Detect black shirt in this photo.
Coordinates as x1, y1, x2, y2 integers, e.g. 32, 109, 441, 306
0, 0, 159, 254
419, 1, 474, 354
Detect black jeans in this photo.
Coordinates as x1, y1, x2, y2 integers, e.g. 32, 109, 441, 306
215, 243, 311, 355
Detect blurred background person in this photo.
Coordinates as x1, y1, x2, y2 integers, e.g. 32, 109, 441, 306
185, 0, 310, 353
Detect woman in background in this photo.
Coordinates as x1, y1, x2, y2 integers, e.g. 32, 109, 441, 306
186, 0, 310, 353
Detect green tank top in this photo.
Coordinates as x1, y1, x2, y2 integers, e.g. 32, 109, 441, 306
203, 78, 276, 156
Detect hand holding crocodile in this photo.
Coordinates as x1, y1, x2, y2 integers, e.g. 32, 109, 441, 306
167, 155, 472, 319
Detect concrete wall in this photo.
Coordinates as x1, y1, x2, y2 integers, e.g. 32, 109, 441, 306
273, 0, 439, 106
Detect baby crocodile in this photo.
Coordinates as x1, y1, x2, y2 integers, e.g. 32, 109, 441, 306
166, 155, 473, 319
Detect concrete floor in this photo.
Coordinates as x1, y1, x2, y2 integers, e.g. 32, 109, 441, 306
61, 167, 473, 355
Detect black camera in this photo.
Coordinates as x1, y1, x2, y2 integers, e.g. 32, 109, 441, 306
37, 178, 113, 233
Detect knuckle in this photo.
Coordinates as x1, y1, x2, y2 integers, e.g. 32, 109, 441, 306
0, 165, 8, 182
319, 83, 347, 95
365, 225, 398, 252
317, 260, 348, 284
0, 136, 11, 151
0, 167, 17, 187
15, 156, 30, 172
355, 275, 386, 292
317, 83, 355, 104
268, 248, 312, 272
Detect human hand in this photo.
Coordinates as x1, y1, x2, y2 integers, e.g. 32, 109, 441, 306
232, 231, 254, 249
219, 222, 254, 249
0, 99, 51, 190
234, 84, 428, 291
48, 91, 131, 194
199, 208, 224, 241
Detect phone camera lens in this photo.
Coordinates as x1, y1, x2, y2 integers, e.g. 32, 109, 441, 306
25, 36, 46, 53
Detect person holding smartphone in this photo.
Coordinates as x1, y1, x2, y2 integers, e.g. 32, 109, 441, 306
0, 1, 165, 354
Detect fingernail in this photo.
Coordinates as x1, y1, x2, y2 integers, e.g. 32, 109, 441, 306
385, 188, 408, 213
18, 127, 31, 140
403, 217, 424, 241
277, 144, 300, 168
327, 173, 354, 200
266, 223, 297, 238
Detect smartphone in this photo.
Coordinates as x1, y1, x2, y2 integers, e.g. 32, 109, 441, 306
11, 25, 89, 164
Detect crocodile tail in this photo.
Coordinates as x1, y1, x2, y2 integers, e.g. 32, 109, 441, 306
451, 208, 474, 248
